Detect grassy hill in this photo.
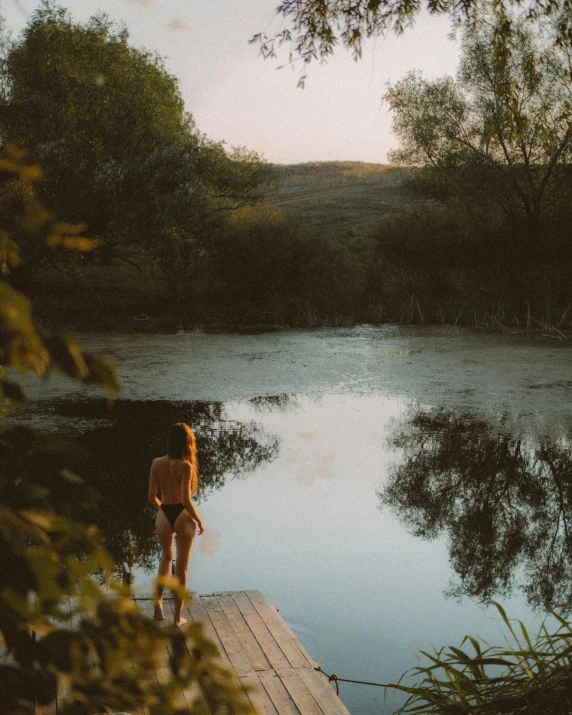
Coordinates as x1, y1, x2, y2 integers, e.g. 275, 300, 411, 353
30, 161, 416, 331
28, 160, 569, 331
271, 162, 413, 244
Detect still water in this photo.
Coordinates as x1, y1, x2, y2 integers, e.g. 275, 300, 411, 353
19, 326, 572, 714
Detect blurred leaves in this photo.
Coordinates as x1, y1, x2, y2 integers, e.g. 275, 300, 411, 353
0, 144, 244, 713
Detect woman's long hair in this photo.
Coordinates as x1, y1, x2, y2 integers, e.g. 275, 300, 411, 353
167, 423, 199, 495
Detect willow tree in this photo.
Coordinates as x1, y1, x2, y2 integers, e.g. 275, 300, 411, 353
383, 20, 572, 263
253, 0, 571, 84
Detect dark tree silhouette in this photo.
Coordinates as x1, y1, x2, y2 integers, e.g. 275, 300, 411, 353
380, 408, 572, 610
28, 398, 280, 570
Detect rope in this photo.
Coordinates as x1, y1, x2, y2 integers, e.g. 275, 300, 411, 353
314, 666, 391, 696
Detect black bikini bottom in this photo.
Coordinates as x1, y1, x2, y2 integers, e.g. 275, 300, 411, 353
161, 503, 184, 527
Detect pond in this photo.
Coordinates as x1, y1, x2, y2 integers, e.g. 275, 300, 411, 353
17, 325, 572, 714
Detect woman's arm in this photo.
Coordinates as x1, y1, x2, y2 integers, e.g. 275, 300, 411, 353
148, 460, 161, 509
181, 462, 205, 534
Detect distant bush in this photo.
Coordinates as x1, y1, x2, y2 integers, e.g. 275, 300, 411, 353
202, 207, 360, 326
367, 202, 572, 328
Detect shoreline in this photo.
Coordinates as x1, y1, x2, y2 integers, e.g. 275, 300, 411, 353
35, 311, 572, 341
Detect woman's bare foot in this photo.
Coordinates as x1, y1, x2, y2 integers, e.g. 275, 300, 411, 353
175, 616, 187, 627
154, 602, 165, 621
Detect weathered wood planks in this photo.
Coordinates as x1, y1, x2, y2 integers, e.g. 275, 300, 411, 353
170, 591, 350, 715
47, 591, 350, 715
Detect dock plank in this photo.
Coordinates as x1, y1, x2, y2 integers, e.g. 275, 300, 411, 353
258, 671, 300, 715
216, 593, 272, 671
231, 592, 292, 672
188, 597, 231, 664
244, 592, 314, 669
296, 669, 348, 715
249, 594, 316, 669
275, 670, 324, 715
201, 596, 256, 676
240, 674, 279, 715
185, 601, 255, 714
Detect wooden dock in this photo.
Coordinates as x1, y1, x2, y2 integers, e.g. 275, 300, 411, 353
134, 590, 350, 715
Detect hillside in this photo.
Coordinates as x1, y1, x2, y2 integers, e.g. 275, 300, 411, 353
270, 162, 415, 243
30, 161, 418, 331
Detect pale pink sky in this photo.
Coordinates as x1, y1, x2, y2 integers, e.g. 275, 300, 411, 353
2, 0, 459, 163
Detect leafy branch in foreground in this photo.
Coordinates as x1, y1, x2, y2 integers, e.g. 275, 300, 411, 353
0, 147, 251, 714
251, 0, 571, 86
390, 603, 572, 714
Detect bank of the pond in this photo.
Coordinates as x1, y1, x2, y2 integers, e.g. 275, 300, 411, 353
28, 286, 572, 341
27, 261, 572, 337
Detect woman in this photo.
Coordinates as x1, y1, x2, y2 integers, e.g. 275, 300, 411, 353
148, 422, 205, 626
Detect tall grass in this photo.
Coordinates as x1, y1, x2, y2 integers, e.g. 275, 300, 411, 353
391, 604, 572, 714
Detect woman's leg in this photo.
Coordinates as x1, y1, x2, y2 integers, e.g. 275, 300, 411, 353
173, 513, 196, 626
155, 508, 174, 620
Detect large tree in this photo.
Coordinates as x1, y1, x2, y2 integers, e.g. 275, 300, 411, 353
383, 20, 572, 260
0, 4, 186, 234
0, 4, 276, 278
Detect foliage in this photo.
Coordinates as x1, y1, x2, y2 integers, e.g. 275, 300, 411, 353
252, 0, 570, 85
0, 3, 276, 280
390, 604, 572, 715
0, 148, 251, 714
23, 156, 572, 330
384, 19, 572, 254
370, 205, 487, 299
105, 141, 277, 301
205, 205, 357, 326
0, 3, 186, 243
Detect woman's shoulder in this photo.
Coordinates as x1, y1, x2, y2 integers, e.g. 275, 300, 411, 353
170, 458, 191, 474
151, 455, 168, 468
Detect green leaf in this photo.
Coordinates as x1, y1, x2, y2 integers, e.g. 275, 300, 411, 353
0, 280, 49, 374
82, 352, 120, 395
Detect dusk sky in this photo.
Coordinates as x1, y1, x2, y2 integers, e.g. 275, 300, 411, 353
2, 0, 460, 164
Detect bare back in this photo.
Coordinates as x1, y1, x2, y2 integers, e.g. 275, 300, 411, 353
152, 455, 188, 504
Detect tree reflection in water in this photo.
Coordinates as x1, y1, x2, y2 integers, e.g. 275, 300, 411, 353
46, 399, 280, 571
380, 408, 572, 611
249, 393, 296, 412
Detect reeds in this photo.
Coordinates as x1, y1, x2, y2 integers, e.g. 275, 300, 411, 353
389, 603, 572, 714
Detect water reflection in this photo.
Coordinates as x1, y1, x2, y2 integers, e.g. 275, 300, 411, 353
39, 399, 279, 570
249, 393, 297, 412
381, 408, 572, 611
